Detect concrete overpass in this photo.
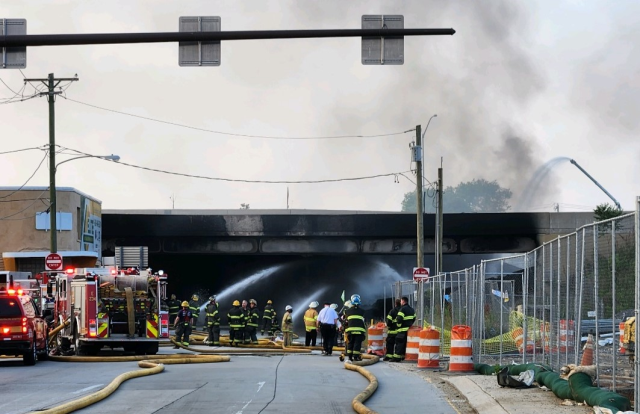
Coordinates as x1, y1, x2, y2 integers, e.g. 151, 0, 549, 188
102, 210, 596, 256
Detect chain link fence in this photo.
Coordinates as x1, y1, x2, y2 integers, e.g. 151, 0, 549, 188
395, 205, 640, 408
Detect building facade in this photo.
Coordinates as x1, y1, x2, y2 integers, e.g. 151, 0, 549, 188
0, 187, 101, 272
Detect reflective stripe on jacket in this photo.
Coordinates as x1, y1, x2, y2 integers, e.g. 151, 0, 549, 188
396, 304, 416, 333
247, 307, 260, 327
304, 308, 318, 332
227, 306, 245, 329
345, 306, 366, 334
386, 305, 401, 335
189, 300, 200, 317
206, 302, 220, 326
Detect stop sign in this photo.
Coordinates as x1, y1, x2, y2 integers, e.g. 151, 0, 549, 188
45, 253, 63, 271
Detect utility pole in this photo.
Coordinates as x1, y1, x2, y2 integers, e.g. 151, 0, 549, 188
24, 73, 79, 254
437, 165, 444, 275
415, 125, 424, 268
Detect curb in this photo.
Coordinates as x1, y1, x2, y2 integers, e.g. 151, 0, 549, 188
445, 377, 509, 414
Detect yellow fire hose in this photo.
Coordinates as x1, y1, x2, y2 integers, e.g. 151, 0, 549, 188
34, 354, 229, 414
344, 354, 381, 414
47, 318, 71, 347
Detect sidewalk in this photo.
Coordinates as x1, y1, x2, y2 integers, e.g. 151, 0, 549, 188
387, 362, 593, 414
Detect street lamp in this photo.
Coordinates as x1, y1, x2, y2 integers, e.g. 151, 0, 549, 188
49, 154, 120, 254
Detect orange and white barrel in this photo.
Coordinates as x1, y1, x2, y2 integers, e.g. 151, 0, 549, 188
449, 325, 473, 372
405, 326, 421, 361
417, 328, 440, 369
540, 323, 552, 353
367, 323, 386, 356
559, 319, 575, 352
511, 327, 535, 354
619, 322, 626, 355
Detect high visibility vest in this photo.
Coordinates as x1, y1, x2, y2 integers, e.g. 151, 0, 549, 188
304, 308, 318, 332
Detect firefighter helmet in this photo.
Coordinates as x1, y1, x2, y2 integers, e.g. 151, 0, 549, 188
192, 294, 199, 301
181, 301, 189, 307
330, 303, 338, 310
350, 294, 361, 306
344, 300, 352, 308
171, 294, 176, 300
233, 300, 240, 306
249, 299, 257, 305
209, 296, 216, 302
267, 300, 273, 304
309, 301, 319, 309
285, 305, 292, 311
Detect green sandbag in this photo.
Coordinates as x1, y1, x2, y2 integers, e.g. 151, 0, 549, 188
474, 363, 497, 375
535, 372, 573, 400
569, 373, 631, 412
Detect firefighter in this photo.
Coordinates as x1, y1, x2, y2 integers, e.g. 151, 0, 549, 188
174, 301, 193, 348
304, 301, 319, 347
240, 299, 250, 344
246, 299, 260, 344
282, 305, 293, 347
227, 300, 245, 346
261, 299, 275, 335
205, 295, 220, 346
167, 294, 181, 328
391, 296, 416, 362
189, 294, 201, 330
384, 298, 402, 361
344, 294, 366, 361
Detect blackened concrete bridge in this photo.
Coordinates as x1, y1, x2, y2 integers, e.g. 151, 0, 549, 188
102, 210, 595, 257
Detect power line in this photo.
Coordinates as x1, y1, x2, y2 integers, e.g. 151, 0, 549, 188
0, 188, 49, 220
59, 145, 411, 184
0, 145, 47, 155
0, 149, 49, 200
61, 96, 414, 140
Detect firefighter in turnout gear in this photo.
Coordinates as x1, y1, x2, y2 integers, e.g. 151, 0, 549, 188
391, 296, 416, 362
344, 294, 366, 361
174, 301, 193, 347
205, 296, 221, 346
227, 300, 245, 346
167, 294, 181, 328
261, 300, 276, 335
189, 294, 201, 330
304, 301, 319, 347
246, 299, 260, 344
384, 298, 402, 361
282, 305, 294, 347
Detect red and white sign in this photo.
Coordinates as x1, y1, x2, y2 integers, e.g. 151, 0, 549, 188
413, 267, 430, 282
45, 253, 63, 271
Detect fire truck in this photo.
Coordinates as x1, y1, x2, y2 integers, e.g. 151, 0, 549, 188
52, 267, 169, 355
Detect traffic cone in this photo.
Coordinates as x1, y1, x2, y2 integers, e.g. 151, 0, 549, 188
581, 334, 594, 366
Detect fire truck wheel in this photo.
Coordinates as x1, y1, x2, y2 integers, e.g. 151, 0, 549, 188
74, 331, 86, 356
23, 339, 37, 366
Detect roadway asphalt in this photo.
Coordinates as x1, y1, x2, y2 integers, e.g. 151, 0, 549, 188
0, 345, 596, 414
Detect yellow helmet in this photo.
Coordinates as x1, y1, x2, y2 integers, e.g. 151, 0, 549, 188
233, 300, 240, 306
192, 294, 199, 301
267, 300, 272, 304
181, 301, 189, 307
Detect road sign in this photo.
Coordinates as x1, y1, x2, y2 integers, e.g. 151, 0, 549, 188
45, 253, 63, 271
361, 15, 404, 65
179, 16, 221, 67
413, 267, 430, 282
1, 18, 27, 69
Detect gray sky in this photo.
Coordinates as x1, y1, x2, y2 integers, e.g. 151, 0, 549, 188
1, 1, 638, 212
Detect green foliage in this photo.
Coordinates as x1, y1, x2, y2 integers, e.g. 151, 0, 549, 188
401, 179, 512, 213
594, 203, 623, 222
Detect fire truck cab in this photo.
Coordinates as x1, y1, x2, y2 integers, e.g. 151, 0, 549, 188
53, 267, 168, 355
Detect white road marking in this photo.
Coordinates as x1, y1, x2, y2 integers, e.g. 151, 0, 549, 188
72, 384, 104, 394
234, 382, 266, 413
256, 381, 265, 393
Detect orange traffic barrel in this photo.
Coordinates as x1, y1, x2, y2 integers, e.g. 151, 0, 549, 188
417, 328, 440, 369
367, 323, 386, 356
511, 327, 535, 354
449, 325, 473, 372
559, 319, 575, 352
619, 322, 626, 355
405, 326, 421, 361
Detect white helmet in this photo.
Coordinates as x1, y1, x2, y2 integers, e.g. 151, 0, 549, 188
285, 305, 292, 311
344, 300, 352, 308
330, 303, 338, 310
309, 301, 319, 308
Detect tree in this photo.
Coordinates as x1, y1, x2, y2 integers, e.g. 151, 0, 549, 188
401, 179, 512, 213
594, 203, 622, 222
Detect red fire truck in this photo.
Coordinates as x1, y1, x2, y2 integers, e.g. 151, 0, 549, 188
52, 267, 169, 355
